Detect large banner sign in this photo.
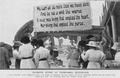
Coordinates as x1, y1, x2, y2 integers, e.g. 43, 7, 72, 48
33, 1, 92, 32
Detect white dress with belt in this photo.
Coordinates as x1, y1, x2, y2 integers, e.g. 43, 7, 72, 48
81, 49, 105, 69
34, 47, 50, 68
19, 43, 35, 69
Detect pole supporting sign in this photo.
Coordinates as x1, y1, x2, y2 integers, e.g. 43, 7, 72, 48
33, 1, 92, 32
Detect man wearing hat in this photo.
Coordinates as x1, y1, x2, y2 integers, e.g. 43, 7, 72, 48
81, 41, 105, 69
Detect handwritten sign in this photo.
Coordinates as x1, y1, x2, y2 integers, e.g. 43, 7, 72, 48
33, 1, 92, 32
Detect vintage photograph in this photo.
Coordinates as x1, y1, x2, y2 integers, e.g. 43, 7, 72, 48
0, 0, 120, 70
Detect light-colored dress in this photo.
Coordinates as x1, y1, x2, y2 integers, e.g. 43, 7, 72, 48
67, 49, 79, 68
81, 49, 105, 69
34, 47, 50, 68
19, 43, 35, 69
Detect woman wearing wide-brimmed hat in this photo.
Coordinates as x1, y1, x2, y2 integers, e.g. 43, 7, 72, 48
81, 41, 105, 69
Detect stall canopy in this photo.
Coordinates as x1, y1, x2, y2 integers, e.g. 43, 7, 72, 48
14, 19, 104, 41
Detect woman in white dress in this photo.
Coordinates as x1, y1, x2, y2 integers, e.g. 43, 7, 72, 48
19, 36, 35, 69
34, 39, 50, 68
81, 41, 105, 69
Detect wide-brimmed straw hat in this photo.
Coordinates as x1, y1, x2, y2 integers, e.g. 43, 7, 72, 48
111, 42, 120, 50
86, 41, 98, 48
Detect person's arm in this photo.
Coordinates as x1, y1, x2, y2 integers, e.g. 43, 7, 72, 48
34, 51, 39, 68
81, 51, 89, 62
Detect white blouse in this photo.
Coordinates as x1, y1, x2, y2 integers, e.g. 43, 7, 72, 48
19, 43, 34, 58
34, 47, 50, 59
81, 49, 105, 62
34, 47, 50, 64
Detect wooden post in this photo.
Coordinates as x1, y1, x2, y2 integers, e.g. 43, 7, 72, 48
111, 14, 117, 42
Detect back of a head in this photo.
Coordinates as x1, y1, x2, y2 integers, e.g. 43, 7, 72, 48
38, 39, 44, 47
78, 40, 86, 47
31, 38, 38, 47
21, 36, 30, 44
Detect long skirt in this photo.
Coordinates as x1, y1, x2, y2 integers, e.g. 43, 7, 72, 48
87, 62, 101, 69
20, 59, 35, 69
37, 61, 50, 68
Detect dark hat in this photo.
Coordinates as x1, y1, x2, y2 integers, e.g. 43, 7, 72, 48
78, 40, 86, 47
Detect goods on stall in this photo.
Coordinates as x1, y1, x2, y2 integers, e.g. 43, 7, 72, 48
104, 60, 120, 68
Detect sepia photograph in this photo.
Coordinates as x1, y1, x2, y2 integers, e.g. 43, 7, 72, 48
0, 0, 120, 78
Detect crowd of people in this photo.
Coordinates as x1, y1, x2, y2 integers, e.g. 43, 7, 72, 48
0, 35, 120, 69
67, 36, 120, 69
67, 40, 105, 69
0, 36, 51, 69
